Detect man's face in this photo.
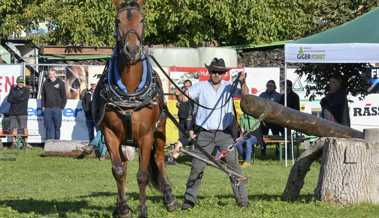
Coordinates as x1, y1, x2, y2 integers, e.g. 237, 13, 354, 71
266, 82, 275, 93
48, 70, 57, 81
17, 83, 25, 88
184, 81, 192, 89
209, 71, 225, 85
328, 78, 341, 93
90, 84, 96, 90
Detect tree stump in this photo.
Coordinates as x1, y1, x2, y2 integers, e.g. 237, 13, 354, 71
283, 129, 379, 204
315, 138, 378, 204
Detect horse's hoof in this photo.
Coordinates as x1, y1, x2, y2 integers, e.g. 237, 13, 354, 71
113, 204, 132, 218
166, 199, 178, 212
138, 205, 147, 218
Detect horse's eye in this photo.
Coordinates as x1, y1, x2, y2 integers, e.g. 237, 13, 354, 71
140, 18, 144, 23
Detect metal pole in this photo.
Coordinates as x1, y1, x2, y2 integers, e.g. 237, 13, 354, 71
284, 63, 288, 167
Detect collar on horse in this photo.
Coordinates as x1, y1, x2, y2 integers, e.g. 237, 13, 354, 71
99, 50, 161, 111
96, 51, 162, 147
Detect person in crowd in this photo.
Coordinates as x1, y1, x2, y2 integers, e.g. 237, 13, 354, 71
279, 80, 300, 136
7, 76, 31, 148
279, 80, 300, 111
320, 76, 350, 127
41, 68, 67, 140
259, 80, 282, 136
81, 80, 97, 141
235, 113, 260, 168
176, 80, 194, 146
177, 57, 249, 210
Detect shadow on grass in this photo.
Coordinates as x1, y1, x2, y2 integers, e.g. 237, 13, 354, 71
0, 199, 97, 217
215, 193, 316, 203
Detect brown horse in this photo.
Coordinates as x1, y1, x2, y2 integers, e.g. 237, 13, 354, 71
94, 0, 177, 217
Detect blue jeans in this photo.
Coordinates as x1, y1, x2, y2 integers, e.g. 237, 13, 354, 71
235, 135, 257, 163
44, 107, 62, 140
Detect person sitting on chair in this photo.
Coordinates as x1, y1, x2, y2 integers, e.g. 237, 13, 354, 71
235, 113, 260, 168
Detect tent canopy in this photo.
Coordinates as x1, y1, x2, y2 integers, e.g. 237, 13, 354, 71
285, 7, 379, 63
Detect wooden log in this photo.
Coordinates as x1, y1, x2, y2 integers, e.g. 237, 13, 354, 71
240, 95, 364, 138
315, 137, 378, 204
282, 138, 325, 201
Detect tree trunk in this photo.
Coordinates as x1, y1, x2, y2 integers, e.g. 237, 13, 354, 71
315, 137, 378, 204
282, 138, 325, 201
240, 94, 363, 138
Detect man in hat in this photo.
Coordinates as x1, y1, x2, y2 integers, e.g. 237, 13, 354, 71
178, 57, 249, 210
7, 76, 31, 148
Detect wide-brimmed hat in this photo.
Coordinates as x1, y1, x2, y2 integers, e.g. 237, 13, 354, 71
205, 58, 229, 72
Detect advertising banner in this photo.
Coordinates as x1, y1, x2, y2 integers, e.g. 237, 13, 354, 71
26, 99, 89, 143
0, 64, 23, 114
285, 43, 379, 63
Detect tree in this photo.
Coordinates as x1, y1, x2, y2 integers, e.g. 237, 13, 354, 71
296, 64, 371, 99
0, 0, 377, 47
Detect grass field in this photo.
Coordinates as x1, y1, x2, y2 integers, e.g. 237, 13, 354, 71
0, 148, 378, 218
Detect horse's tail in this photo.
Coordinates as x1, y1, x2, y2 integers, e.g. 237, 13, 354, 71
148, 144, 163, 192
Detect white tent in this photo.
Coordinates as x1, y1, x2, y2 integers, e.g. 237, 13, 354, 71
283, 7, 379, 166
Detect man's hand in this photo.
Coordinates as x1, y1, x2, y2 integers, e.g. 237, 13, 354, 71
172, 141, 183, 159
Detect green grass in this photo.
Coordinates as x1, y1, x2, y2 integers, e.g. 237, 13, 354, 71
0, 148, 378, 218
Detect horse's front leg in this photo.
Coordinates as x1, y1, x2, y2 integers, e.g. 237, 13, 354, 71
137, 133, 153, 218
154, 119, 177, 211
103, 127, 131, 218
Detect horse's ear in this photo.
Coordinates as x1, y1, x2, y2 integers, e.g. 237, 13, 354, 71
112, 0, 123, 9
136, 0, 144, 6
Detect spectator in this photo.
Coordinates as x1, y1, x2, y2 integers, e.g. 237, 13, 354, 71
41, 68, 67, 140
259, 80, 282, 136
235, 113, 261, 168
279, 80, 300, 136
175, 80, 194, 148
7, 76, 31, 148
279, 80, 300, 111
81, 80, 97, 141
320, 76, 350, 127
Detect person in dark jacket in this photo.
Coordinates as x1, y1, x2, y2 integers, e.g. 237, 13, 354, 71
41, 68, 67, 140
176, 80, 194, 147
81, 81, 97, 141
7, 76, 31, 148
320, 76, 350, 127
259, 80, 282, 135
279, 80, 300, 136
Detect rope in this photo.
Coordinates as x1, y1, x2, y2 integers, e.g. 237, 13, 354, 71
149, 55, 241, 111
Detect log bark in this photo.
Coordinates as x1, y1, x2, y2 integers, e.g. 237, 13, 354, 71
240, 95, 363, 138
282, 138, 325, 201
315, 138, 378, 204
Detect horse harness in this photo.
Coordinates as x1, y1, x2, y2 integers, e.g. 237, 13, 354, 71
97, 57, 164, 147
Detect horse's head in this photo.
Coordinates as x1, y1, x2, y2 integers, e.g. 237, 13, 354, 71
113, 0, 145, 64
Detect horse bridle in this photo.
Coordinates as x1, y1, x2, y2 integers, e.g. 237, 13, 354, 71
114, 1, 145, 63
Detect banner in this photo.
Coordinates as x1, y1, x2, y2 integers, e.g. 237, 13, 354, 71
0, 64, 23, 114
26, 99, 89, 143
285, 43, 379, 63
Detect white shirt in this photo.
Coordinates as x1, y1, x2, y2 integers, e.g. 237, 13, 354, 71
188, 80, 239, 130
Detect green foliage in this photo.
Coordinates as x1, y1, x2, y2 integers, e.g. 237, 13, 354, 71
296, 63, 371, 99
0, 0, 378, 47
